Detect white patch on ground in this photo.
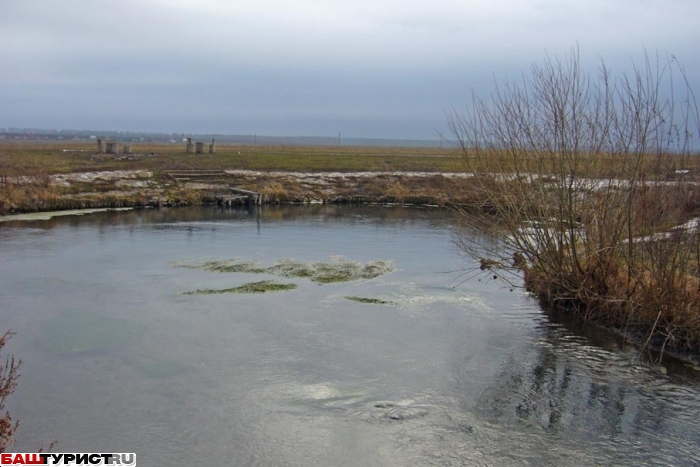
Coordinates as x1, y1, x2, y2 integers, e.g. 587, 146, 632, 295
51, 170, 153, 186
625, 217, 700, 243
0, 207, 135, 222
115, 179, 154, 188
224, 170, 474, 179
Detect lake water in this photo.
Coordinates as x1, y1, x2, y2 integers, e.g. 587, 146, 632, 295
0, 205, 699, 466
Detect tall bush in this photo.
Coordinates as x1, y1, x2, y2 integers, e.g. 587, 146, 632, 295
449, 49, 700, 356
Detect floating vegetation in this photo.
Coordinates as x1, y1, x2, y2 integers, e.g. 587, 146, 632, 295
177, 259, 267, 274
270, 258, 392, 283
344, 296, 396, 305
178, 257, 393, 284
269, 258, 316, 278
185, 280, 297, 295
229, 280, 298, 293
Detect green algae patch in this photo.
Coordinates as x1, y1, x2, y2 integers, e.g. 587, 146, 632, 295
176, 258, 267, 274
185, 280, 298, 295
273, 258, 389, 284
37, 309, 140, 354
269, 258, 316, 279
344, 296, 397, 305
273, 258, 394, 284
178, 257, 393, 284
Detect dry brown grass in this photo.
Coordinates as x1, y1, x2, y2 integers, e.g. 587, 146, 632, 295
256, 181, 289, 203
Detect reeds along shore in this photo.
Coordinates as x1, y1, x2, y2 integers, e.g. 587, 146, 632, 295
450, 50, 700, 361
0, 170, 480, 214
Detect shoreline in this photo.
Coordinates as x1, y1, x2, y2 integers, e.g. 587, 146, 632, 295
2, 166, 699, 367
0, 169, 480, 216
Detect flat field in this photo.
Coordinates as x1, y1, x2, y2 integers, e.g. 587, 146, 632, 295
0, 141, 465, 175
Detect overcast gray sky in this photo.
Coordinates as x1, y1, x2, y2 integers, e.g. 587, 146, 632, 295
1, 0, 698, 139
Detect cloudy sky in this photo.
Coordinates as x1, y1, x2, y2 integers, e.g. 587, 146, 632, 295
1, 0, 698, 139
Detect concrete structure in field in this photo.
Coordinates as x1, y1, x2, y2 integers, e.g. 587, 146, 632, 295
92, 136, 214, 156
105, 141, 119, 154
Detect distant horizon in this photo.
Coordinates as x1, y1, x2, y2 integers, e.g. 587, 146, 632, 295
3, 2, 698, 143
0, 126, 452, 148
0, 125, 443, 141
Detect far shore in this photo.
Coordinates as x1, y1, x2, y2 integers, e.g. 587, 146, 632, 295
3, 141, 695, 216
0, 142, 478, 215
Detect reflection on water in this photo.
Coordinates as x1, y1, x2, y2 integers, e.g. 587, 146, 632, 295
0, 206, 699, 466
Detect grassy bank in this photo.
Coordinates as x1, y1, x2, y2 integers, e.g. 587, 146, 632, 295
0, 142, 476, 214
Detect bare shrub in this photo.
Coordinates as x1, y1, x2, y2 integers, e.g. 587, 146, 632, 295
0, 331, 20, 452
449, 49, 700, 357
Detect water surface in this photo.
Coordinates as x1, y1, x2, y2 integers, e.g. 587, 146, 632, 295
0, 206, 698, 466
